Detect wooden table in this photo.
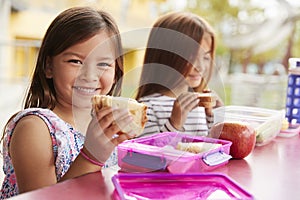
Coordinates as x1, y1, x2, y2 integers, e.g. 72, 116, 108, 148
10, 135, 300, 200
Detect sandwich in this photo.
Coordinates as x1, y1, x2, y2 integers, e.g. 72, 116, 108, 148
176, 142, 222, 154
91, 95, 148, 137
198, 92, 217, 108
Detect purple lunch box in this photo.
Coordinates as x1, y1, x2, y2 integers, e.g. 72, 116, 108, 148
112, 173, 254, 200
117, 132, 232, 173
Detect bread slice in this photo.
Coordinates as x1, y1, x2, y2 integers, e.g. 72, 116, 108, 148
198, 92, 217, 108
176, 142, 221, 154
91, 95, 148, 137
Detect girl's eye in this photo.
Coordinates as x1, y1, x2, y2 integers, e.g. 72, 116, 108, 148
204, 55, 211, 61
97, 62, 112, 68
68, 59, 82, 65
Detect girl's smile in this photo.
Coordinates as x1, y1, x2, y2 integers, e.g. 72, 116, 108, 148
186, 67, 202, 88
72, 86, 101, 96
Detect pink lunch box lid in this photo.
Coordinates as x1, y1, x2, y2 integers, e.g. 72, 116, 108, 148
112, 173, 254, 200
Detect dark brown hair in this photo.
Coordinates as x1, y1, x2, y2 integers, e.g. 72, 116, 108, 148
1, 7, 124, 146
25, 6, 124, 109
136, 11, 215, 100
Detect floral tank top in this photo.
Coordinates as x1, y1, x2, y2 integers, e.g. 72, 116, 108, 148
0, 108, 117, 199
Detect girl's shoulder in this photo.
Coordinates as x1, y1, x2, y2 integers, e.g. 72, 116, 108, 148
7, 108, 67, 134
5, 107, 84, 151
14, 108, 57, 120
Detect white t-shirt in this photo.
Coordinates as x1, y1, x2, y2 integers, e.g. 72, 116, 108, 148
138, 93, 209, 137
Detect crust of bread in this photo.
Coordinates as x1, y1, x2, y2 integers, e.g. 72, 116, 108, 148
91, 95, 147, 137
176, 142, 222, 154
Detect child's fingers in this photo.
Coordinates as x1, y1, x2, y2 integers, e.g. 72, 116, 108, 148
111, 133, 131, 146
92, 108, 128, 130
177, 92, 198, 104
105, 113, 133, 139
89, 107, 113, 128
113, 112, 133, 131
177, 92, 199, 109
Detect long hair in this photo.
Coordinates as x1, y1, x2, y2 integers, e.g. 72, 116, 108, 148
0, 6, 124, 146
25, 6, 124, 109
136, 11, 215, 100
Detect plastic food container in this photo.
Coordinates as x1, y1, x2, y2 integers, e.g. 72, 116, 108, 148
213, 105, 284, 146
117, 132, 232, 174
112, 173, 254, 200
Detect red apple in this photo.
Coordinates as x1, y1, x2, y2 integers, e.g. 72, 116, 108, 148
210, 122, 256, 159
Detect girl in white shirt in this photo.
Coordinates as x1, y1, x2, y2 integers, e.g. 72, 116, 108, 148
136, 11, 223, 137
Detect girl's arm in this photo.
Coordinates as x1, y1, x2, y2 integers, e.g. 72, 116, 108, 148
138, 94, 199, 136
140, 92, 218, 135
10, 107, 133, 193
59, 146, 102, 182
169, 92, 199, 130
10, 116, 105, 193
10, 115, 57, 193
203, 91, 224, 129
10, 116, 103, 193
61, 107, 133, 180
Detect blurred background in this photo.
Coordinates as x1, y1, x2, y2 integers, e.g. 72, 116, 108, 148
1, 0, 300, 129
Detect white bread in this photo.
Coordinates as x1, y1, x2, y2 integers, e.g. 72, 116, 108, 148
176, 142, 222, 154
91, 95, 147, 137
198, 92, 217, 108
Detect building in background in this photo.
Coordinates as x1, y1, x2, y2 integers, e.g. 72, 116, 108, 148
0, 0, 171, 97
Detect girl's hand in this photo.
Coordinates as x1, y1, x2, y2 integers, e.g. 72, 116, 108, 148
84, 107, 133, 163
202, 90, 224, 117
170, 92, 199, 130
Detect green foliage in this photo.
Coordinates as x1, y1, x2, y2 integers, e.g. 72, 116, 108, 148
182, 0, 299, 74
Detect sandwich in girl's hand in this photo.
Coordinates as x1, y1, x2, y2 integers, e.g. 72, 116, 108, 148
198, 92, 217, 108
92, 95, 148, 138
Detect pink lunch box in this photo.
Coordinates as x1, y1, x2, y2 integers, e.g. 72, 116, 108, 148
117, 132, 232, 173
112, 173, 254, 200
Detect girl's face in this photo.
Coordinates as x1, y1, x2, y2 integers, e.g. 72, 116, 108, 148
46, 31, 116, 109
185, 33, 212, 88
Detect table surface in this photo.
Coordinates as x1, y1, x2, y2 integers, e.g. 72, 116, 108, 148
10, 134, 300, 200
